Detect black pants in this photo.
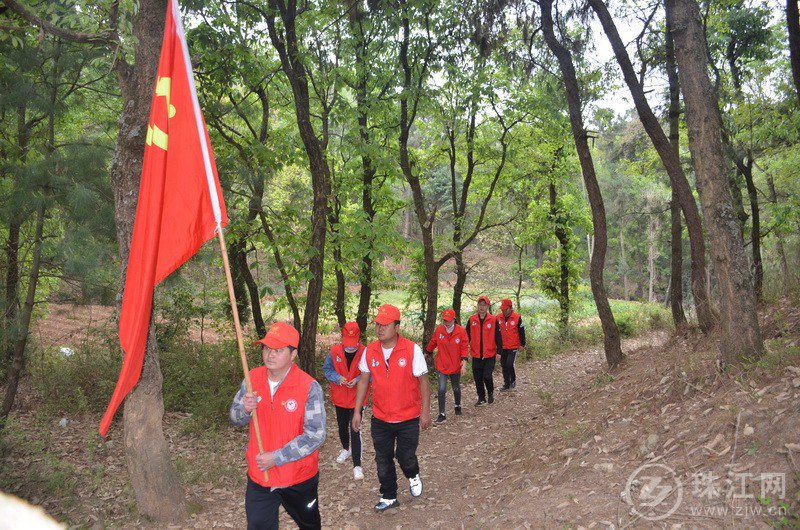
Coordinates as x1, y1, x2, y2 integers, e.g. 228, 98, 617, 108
334, 405, 363, 466
245, 474, 321, 530
472, 356, 496, 400
436, 371, 461, 414
371, 416, 420, 500
499, 349, 518, 387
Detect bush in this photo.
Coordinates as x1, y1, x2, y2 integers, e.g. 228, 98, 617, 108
29, 343, 121, 415
160, 339, 258, 430
29, 336, 255, 432
615, 312, 636, 338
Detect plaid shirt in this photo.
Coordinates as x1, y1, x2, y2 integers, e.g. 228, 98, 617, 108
230, 379, 326, 467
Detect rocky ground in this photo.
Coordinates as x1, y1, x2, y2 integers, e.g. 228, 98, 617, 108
3, 299, 800, 528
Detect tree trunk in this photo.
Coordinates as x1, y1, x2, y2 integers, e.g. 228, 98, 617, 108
766, 175, 790, 282
228, 240, 250, 325
239, 248, 266, 337
1, 201, 45, 425
2, 105, 29, 373
329, 196, 347, 328
258, 212, 302, 330
452, 252, 467, 321
550, 180, 570, 329
648, 214, 658, 302
2, 219, 21, 374
666, 0, 764, 365
108, 0, 185, 521
352, 7, 376, 333
665, 20, 688, 329
515, 244, 524, 311
620, 230, 629, 301
399, 3, 438, 344
730, 170, 748, 240
788, 0, 800, 104
541, 0, 623, 368
741, 157, 762, 301
590, 0, 714, 332
669, 195, 688, 327
265, 0, 331, 375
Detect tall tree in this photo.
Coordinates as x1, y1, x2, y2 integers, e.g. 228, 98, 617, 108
397, 0, 440, 343
540, 0, 623, 368
588, 0, 715, 332
787, 0, 800, 104
664, 17, 688, 329
665, 0, 764, 365
263, 0, 332, 373
2, 0, 187, 520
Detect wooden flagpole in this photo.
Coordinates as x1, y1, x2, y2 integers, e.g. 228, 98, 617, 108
216, 226, 268, 481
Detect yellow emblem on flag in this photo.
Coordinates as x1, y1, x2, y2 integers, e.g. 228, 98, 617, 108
146, 77, 176, 151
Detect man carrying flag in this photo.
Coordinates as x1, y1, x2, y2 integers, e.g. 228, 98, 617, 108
230, 322, 326, 529
99, 0, 227, 436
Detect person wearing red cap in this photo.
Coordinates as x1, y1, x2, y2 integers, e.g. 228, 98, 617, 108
466, 295, 503, 405
426, 308, 468, 423
351, 304, 431, 513
496, 299, 526, 391
229, 321, 326, 529
322, 321, 367, 480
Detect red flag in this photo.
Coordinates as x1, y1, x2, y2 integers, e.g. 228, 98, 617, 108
100, 0, 227, 436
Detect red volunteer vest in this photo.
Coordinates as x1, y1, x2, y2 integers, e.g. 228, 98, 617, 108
329, 343, 368, 408
364, 335, 421, 422
468, 313, 497, 358
427, 324, 468, 374
496, 311, 522, 349
246, 364, 319, 488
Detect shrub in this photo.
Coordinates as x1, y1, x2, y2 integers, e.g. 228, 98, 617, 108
615, 312, 636, 338
160, 339, 256, 430
29, 343, 121, 415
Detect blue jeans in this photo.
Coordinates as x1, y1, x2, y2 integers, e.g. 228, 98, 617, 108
436, 371, 462, 414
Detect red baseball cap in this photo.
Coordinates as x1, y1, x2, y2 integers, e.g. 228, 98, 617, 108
500, 298, 513, 310
442, 308, 456, 322
341, 321, 360, 348
374, 304, 401, 325
477, 295, 491, 305
255, 321, 300, 349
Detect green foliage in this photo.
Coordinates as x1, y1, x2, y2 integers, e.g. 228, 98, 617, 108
28, 343, 121, 415
160, 340, 254, 431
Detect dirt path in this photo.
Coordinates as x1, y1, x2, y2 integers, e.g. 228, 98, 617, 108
294, 332, 670, 528
6, 317, 799, 529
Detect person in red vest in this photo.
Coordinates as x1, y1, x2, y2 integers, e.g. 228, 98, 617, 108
230, 321, 326, 530
426, 308, 468, 423
496, 298, 526, 391
322, 321, 367, 480
466, 295, 503, 406
351, 304, 431, 513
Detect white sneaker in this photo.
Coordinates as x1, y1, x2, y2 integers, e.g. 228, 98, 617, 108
409, 474, 423, 497
335, 448, 351, 463
353, 466, 364, 480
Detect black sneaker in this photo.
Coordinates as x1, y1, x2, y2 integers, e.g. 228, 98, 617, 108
510, 381, 516, 389
474, 399, 486, 406
454, 406, 462, 416
374, 498, 400, 512
499, 385, 510, 392
435, 413, 446, 424
488, 394, 494, 404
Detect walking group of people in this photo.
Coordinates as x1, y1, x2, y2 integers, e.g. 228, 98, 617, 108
229, 296, 527, 529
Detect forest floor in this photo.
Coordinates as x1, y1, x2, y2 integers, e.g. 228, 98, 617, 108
3, 298, 800, 528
